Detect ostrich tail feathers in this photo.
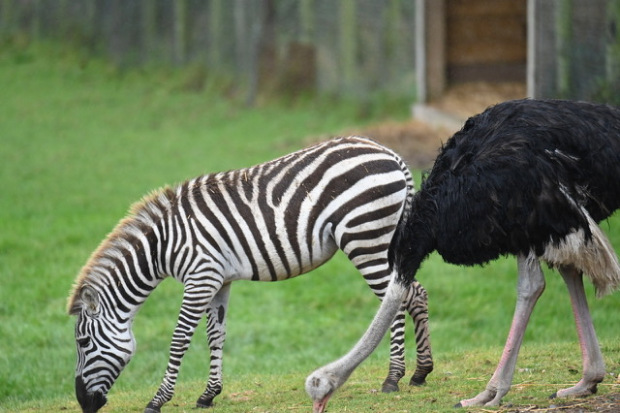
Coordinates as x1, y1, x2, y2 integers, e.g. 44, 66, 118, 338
542, 209, 620, 298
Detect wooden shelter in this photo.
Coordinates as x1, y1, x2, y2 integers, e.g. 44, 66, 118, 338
415, 0, 618, 104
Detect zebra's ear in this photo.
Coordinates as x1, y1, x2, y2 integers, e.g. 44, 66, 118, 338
80, 286, 100, 317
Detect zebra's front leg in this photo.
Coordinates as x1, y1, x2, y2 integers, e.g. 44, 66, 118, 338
381, 308, 407, 392
145, 280, 222, 413
196, 283, 231, 408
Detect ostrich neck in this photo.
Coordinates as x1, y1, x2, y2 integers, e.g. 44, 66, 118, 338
328, 280, 407, 379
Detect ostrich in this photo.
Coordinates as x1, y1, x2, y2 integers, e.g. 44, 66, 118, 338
306, 99, 620, 412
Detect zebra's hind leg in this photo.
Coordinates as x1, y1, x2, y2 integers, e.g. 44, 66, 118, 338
381, 308, 407, 392
406, 281, 433, 386
196, 283, 231, 408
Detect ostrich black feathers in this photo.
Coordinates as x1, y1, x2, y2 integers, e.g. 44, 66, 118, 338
390, 99, 620, 282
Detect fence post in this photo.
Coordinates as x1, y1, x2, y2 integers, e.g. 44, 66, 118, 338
340, 0, 357, 94
555, 0, 572, 97
174, 0, 188, 65
209, 0, 223, 68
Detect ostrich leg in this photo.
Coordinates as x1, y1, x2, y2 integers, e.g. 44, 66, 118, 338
457, 254, 546, 407
552, 265, 605, 398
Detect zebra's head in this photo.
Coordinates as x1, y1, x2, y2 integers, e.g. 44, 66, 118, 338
70, 285, 136, 413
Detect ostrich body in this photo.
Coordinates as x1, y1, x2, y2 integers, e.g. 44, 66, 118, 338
306, 99, 620, 411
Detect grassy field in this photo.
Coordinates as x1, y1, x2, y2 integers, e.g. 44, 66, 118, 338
1, 43, 619, 413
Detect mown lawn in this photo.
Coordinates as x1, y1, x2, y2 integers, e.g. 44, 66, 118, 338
1, 43, 619, 412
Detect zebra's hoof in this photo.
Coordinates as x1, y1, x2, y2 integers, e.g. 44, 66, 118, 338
144, 405, 161, 413
381, 381, 400, 393
409, 376, 427, 386
196, 396, 215, 408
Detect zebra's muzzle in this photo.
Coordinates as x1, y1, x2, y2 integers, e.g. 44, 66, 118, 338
75, 376, 107, 413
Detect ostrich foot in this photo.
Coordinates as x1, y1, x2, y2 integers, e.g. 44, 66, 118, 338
550, 378, 601, 400
381, 379, 399, 393
455, 387, 507, 408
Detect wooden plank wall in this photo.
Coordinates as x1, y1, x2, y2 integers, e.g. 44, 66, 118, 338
446, 0, 527, 83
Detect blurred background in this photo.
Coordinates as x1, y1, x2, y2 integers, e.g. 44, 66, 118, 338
2, 1, 620, 412
2, 0, 619, 108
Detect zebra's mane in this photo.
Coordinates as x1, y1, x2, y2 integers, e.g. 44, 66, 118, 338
66, 185, 177, 315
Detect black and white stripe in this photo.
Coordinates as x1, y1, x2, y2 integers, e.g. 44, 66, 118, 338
68, 136, 433, 413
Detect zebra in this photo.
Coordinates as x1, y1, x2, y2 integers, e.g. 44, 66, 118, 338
67, 136, 433, 413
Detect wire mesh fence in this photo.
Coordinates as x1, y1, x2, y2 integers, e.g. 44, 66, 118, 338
2, 0, 620, 105
531, 0, 620, 104
0, 0, 417, 104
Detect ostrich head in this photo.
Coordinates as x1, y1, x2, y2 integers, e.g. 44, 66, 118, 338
304, 280, 409, 412
305, 364, 351, 413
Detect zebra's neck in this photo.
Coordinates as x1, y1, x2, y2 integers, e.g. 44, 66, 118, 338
90, 217, 167, 320
68, 187, 176, 318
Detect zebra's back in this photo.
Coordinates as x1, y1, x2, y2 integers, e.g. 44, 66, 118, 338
167, 136, 413, 283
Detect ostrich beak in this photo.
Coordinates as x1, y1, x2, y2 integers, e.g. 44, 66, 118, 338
313, 395, 330, 413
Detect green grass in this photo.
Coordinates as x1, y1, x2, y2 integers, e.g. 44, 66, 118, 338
7, 342, 620, 413
1, 42, 619, 412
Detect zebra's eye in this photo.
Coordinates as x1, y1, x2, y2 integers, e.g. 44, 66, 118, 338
77, 337, 91, 347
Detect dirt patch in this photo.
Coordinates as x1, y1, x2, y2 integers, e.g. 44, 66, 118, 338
499, 392, 620, 413
431, 81, 527, 119
353, 119, 451, 170
352, 81, 527, 169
